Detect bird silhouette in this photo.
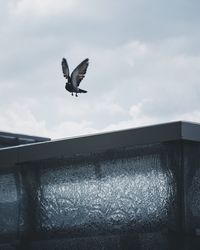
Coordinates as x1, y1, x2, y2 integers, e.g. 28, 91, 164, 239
61, 58, 89, 97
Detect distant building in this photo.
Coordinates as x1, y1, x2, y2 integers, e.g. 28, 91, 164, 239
0, 131, 50, 148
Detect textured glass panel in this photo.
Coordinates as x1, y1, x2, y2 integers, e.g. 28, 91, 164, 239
37, 149, 175, 236
0, 173, 19, 235
189, 168, 200, 217
183, 141, 200, 231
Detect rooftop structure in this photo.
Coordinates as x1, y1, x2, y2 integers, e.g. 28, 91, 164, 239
0, 121, 200, 249
0, 131, 50, 148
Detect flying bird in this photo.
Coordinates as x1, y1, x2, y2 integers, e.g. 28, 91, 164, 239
61, 58, 89, 97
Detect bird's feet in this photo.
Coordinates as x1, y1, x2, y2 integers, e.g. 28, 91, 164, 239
71, 93, 73, 96
76, 93, 78, 97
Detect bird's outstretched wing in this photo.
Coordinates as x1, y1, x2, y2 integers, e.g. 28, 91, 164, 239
71, 58, 89, 88
61, 58, 70, 79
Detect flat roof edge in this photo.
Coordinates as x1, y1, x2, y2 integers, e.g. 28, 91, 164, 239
181, 121, 200, 141
0, 121, 200, 166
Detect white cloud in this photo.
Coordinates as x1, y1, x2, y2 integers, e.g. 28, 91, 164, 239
0, 101, 98, 138
0, 0, 200, 139
0, 102, 47, 136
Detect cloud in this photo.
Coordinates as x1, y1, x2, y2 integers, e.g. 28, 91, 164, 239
0, 101, 47, 136
1, 36, 200, 138
0, 101, 98, 138
0, 0, 200, 139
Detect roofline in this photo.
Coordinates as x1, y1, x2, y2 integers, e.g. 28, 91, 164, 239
0, 121, 199, 166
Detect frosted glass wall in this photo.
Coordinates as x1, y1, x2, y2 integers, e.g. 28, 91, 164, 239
0, 142, 183, 249
38, 152, 175, 235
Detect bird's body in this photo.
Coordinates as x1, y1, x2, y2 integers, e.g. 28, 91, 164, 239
61, 58, 89, 97
65, 82, 87, 95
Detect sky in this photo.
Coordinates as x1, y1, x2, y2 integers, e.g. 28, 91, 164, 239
0, 0, 200, 139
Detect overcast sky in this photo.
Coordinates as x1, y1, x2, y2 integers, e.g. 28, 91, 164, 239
0, 0, 200, 139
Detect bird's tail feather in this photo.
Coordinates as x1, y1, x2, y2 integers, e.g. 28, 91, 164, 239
78, 88, 87, 93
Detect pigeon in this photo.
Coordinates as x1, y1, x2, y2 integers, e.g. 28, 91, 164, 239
61, 58, 89, 97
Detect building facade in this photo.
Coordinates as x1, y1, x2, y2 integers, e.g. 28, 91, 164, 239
0, 122, 200, 249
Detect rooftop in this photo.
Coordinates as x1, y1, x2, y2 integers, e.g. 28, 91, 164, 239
0, 121, 200, 166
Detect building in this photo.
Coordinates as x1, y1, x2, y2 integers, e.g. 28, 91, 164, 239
0, 121, 200, 249
0, 131, 50, 148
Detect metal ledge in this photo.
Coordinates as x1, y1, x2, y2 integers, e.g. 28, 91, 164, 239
0, 121, 200, 166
